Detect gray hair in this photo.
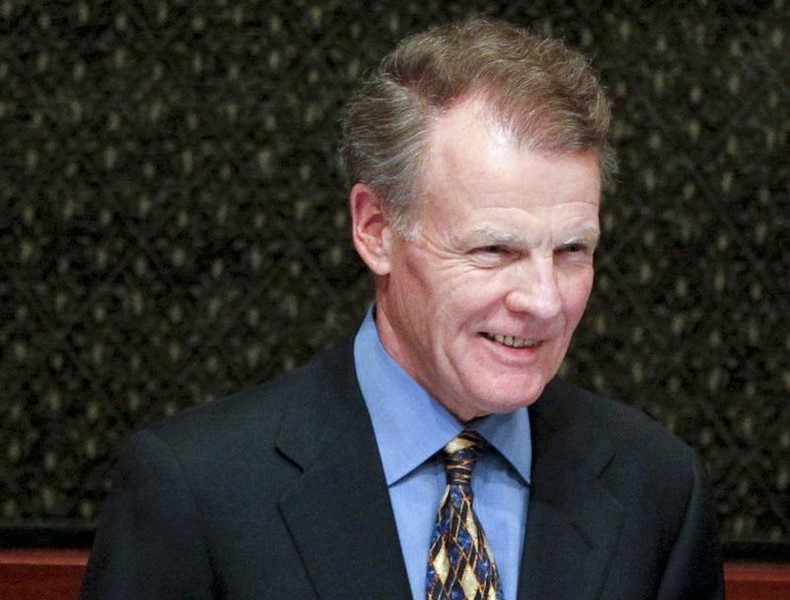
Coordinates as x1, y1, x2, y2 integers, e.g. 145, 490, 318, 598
341, 18, 616, 236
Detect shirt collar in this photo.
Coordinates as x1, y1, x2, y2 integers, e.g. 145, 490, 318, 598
354, 307, 532, 486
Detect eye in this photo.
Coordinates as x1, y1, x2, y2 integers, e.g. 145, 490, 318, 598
560, 242, 588, 253
468, 244, 515, 267
556, 241, 596, 260
479, 244, 507, 254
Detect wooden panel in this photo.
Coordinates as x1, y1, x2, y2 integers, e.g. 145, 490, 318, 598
2, 550, 790, 600
0, 549, 88, 600
725, 562, 790, 600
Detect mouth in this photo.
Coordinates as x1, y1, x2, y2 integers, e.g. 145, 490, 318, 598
482, 332, 540, 349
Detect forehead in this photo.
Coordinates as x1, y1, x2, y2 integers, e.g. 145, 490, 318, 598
418, 100, 601, 213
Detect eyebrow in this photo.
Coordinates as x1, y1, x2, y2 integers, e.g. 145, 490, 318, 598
460, 227, 527, 246
564, 227, 601, 246
457, 225, 600, 247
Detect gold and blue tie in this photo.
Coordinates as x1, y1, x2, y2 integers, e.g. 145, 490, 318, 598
426, 431, 503, 600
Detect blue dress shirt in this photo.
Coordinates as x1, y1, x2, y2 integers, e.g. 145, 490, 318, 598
354, 309, 532, 600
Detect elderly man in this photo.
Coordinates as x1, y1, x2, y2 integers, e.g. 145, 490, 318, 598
81, 18, 724, 600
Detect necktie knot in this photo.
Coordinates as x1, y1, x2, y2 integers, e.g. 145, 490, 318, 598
442, 430, 487, 487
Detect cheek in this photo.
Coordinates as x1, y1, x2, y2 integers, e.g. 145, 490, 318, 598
440, 272, 499, 317
399, 267, 436, 310
402, 252, 468, 304
562, 270, 595, 318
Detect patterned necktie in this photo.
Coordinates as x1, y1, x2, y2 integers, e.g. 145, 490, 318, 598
426, 431, 503, 600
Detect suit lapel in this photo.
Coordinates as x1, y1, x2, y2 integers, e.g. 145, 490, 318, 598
274, 341, 412, 599
519, 380, 625, 600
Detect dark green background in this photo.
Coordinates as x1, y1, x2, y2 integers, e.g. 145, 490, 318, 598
1, 1, 788, 557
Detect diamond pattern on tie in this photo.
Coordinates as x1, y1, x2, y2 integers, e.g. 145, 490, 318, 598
426, 431, 503, 600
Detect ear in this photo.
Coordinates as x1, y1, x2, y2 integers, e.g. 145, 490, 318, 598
350, 183, 393, 276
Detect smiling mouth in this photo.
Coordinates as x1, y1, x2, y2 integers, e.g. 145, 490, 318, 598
482, 332, 539, 348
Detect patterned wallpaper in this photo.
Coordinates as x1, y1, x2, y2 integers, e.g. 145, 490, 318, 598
1, 1, 788, 554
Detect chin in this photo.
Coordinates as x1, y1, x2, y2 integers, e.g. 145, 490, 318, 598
496, 381, 547, 409
471, 388, 546, 417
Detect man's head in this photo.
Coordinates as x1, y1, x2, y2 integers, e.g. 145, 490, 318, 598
345, 19, 613, 421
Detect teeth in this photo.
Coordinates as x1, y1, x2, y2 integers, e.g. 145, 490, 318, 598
486, 333, 538, 348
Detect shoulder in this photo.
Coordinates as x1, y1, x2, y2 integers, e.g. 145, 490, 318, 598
138, 336, 358, 459
531, 379, 724, 595
536, 377, 694, 458
532, 378, 702, 501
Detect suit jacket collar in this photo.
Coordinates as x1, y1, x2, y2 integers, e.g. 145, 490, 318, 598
274, 338, 412, 599
519, 379, 624, 599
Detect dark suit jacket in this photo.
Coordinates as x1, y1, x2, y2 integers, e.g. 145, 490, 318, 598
80, 338, 724, 599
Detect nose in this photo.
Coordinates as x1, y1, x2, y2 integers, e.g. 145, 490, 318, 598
504, 258, 563, 321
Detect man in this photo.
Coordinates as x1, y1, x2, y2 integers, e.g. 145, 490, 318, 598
81, 19, 724, 599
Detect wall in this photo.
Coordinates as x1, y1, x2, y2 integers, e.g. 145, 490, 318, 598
1, 0, 787, 556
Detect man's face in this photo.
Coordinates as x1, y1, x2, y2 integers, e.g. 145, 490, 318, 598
363, 101, 601, 422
